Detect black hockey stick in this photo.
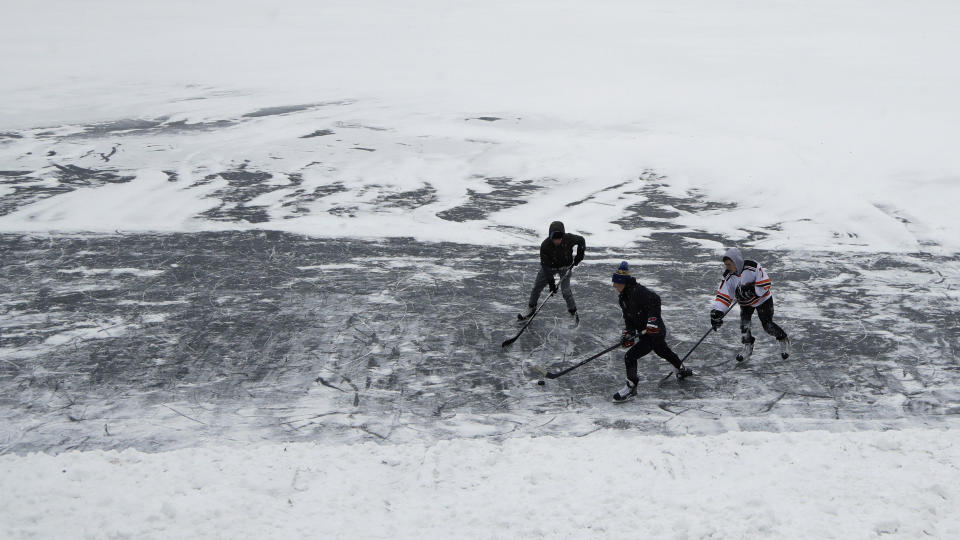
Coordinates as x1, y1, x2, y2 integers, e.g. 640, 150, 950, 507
544, 330, 646, 379
678, 300, 739, 364
502, 264, 575, 348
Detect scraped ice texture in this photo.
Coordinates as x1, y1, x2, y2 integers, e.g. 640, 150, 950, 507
2, 1, 959, 251
2, 429, 959, 538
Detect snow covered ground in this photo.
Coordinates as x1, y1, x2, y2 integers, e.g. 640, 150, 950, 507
3, 429, 959, 538
2, 0, 960, 537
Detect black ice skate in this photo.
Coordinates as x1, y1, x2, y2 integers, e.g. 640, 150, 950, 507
778, 336, 791, 359
675, 365, 693, 381
517, 306, 536, 321
612, 379, 638, 403
736, 341, 754, 362
568, 309, 580, 328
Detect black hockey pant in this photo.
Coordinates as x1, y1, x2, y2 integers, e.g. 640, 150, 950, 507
740, 298, 787, 343
624, 329, 682, 383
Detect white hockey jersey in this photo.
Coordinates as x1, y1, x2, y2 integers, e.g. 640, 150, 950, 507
712, 248, 772, 311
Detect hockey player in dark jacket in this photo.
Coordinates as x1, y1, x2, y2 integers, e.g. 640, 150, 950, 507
611, 261, 691, 402
522, 221, 586, 325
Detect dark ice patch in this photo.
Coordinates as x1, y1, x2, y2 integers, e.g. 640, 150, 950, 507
327, 206, 358, 217
486, 224, 539, 241
375, 184, 438, 209
99, 144, 120, 162
301, 129, 335, 138
0, 165, 135, 217
613, 171, 736, 231
52, 163, 135, 186
0, 132, 24, 140
334, 122, 388, 131
81, 118, 163, 134
243, 100, 352, 119
157, 119, 236, 133
436, 177, 544, 222
565, 181, 632, 208
243, 104, 320, 118
280, 181, 347, 217
200, 170, 281, 224
62, 117, 237, 139
0, 174, 70, 216
660, 231, 731, 249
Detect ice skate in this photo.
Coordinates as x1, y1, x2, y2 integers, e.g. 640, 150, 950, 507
612, 379, 637, 403
517, 306, 536, 321
778, 336, 791, 359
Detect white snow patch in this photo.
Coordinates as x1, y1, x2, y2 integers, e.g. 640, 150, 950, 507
42, 320, 133, 346
139, 313, 168, 324
58, 267, 165, 278
1, 428, 958, 538
367, 291, 400, 305
296, 264, 365, 271
116, 300, 189, 307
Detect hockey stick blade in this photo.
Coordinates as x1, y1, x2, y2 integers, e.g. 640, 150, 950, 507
544, 341, 625, 379
502, 266, 575, 348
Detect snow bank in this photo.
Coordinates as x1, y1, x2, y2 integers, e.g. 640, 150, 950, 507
3, 428, 958, 538
2, 1, 960, 252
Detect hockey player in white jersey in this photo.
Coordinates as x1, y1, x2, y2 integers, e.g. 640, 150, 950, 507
710, 247, 790, 361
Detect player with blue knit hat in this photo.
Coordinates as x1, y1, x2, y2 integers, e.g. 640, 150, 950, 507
610, 260, 692, 402
612, 261, 631, 284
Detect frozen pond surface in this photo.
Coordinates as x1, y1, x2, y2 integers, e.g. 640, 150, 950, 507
2, 231, 958, 454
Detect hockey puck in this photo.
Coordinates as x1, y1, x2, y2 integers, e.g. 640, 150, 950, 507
537, 380, 546, 386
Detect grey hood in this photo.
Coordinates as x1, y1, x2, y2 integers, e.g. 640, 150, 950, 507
723, 247, 745, 275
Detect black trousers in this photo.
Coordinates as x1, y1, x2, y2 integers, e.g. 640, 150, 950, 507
740, 298, 787, 343
624, 328, 682, 383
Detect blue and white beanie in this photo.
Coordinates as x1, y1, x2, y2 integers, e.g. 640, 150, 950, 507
612, 261, 631, 284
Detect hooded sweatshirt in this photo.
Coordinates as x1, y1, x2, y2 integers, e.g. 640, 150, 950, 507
539, 221, 586, 269
712, 247, 773, 310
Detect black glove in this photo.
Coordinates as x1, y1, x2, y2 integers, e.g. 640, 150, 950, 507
710, 309, 724, 331
548, 276, 558, 294
573, 251, 584, 266
735, 284, 758, 304
620, 330, 637, 348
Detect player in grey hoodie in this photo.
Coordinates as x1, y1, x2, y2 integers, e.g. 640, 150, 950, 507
521, 221, 585, 325
710, 247, 790, 362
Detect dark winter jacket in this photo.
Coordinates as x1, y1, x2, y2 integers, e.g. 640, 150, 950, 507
539, 221, 585, 269
618, 276, 664, 333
